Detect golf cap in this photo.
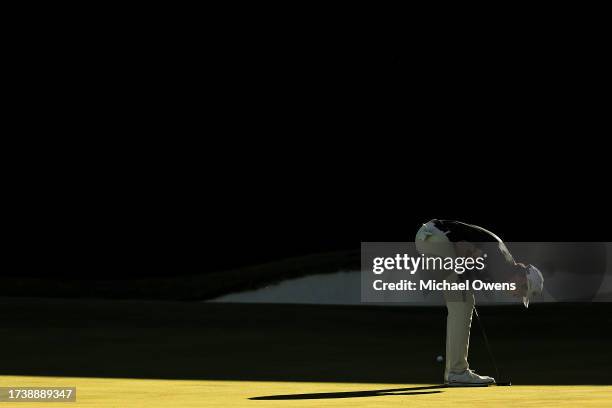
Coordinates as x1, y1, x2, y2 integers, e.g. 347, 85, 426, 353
523, 264, 544, 308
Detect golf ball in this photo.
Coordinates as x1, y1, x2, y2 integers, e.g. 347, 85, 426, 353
436, 355, 444, 363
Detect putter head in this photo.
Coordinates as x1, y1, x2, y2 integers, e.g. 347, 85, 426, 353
496, 380, 512, 386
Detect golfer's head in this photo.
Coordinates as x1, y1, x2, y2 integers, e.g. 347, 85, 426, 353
510, 262, 529, 295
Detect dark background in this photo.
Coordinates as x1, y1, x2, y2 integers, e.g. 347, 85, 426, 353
5, 160, 607, 278
1, 20, 611, 392
4, 40, 609, 278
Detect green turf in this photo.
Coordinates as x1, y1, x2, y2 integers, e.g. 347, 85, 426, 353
0, 298, 610, 385
2, 376, 611, 407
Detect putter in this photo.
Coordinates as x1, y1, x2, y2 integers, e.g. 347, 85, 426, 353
473, 306, 512, 386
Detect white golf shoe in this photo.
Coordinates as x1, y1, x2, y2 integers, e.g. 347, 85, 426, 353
446, 369, 495, 387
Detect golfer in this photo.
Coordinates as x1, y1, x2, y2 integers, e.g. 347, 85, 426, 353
415, 219, 543, 386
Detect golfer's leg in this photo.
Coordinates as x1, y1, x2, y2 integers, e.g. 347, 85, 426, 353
445, 291, 475, 379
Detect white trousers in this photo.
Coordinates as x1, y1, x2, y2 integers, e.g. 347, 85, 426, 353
415, 221, 473, 380
443, 272, 474, 380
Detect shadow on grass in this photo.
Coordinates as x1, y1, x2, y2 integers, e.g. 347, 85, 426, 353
249, 385, 446, 400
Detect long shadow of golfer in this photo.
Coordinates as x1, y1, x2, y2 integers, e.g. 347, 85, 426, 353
249, 385, 446, 400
